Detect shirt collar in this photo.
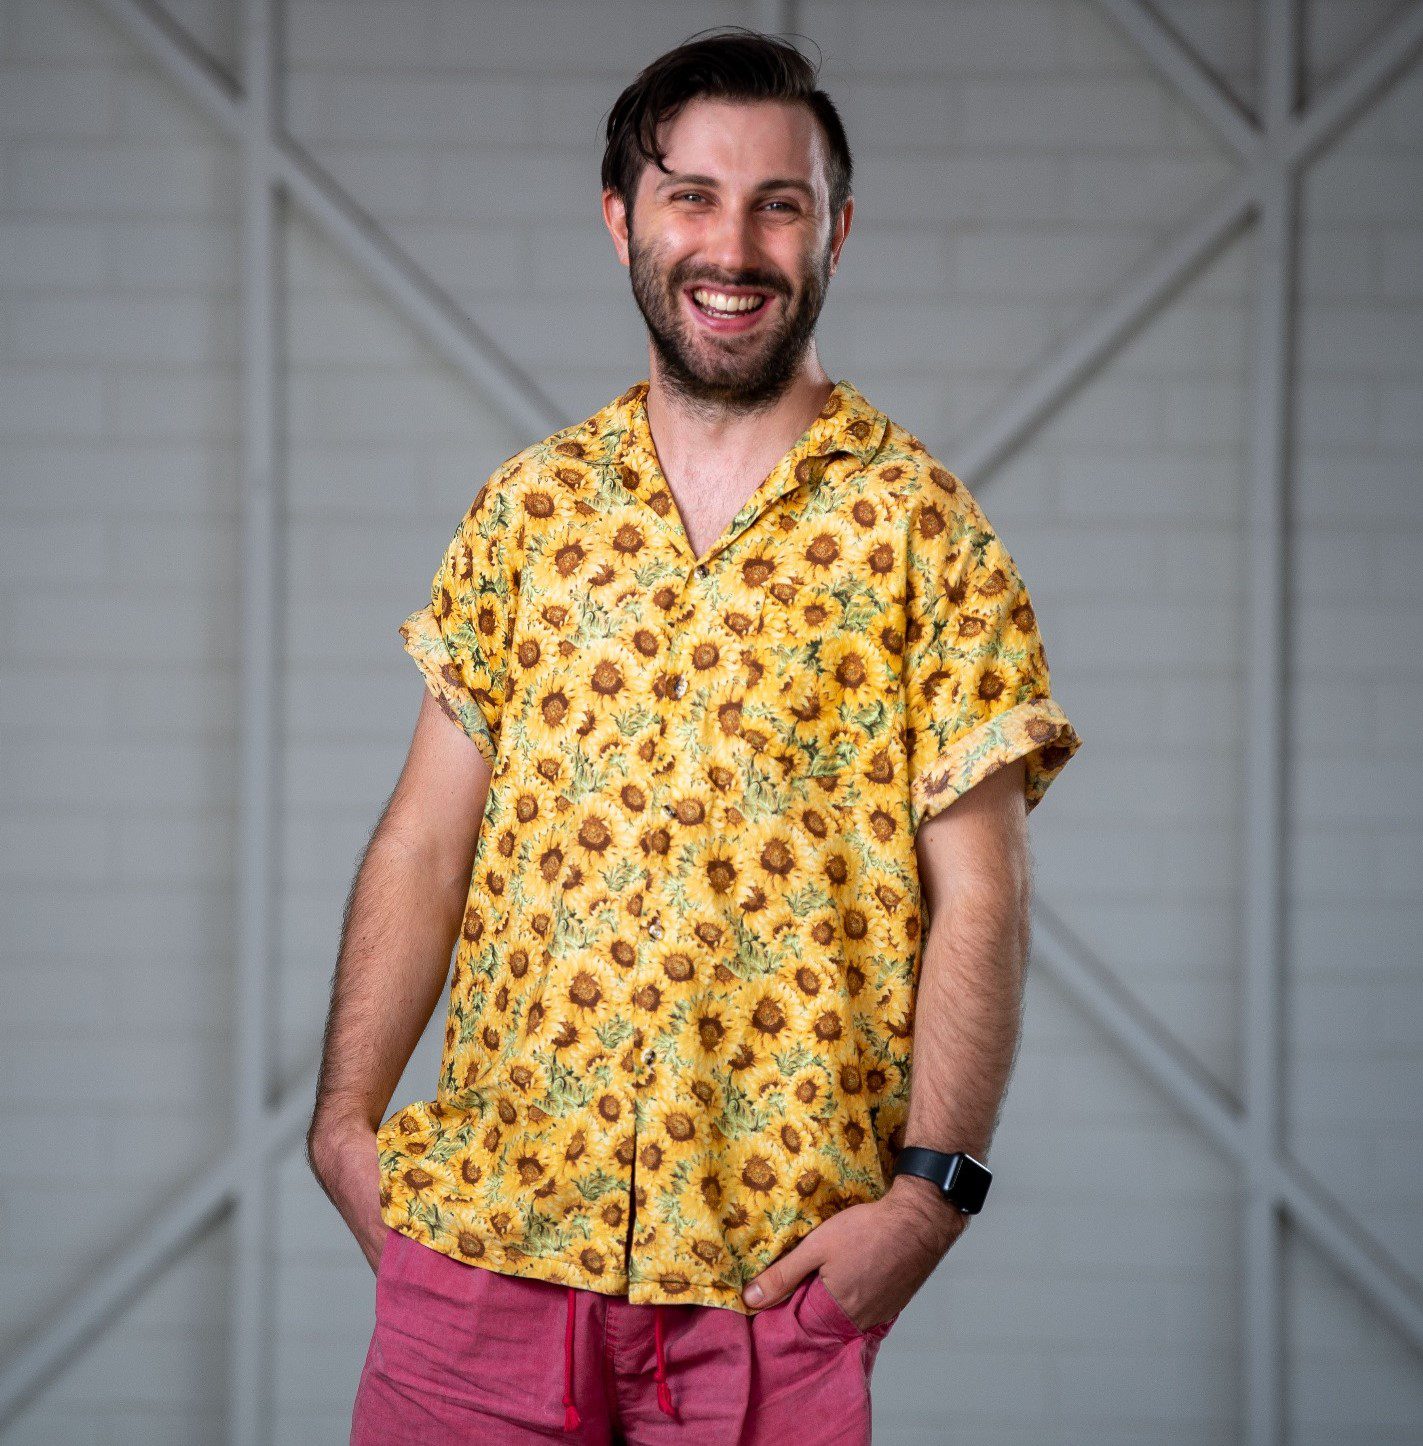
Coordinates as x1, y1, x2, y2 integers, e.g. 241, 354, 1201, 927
605, 378, 890, 566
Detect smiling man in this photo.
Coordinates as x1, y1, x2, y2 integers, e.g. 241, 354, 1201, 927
312, 27, 1082, 1446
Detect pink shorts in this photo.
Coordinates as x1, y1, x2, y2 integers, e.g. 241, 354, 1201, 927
351, 1225, 901, 1444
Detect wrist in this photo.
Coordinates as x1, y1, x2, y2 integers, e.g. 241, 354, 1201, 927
307, 1110, 377, 1163
885, 1173, 968, 1238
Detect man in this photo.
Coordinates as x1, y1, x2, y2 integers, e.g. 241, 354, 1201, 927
310, 27, 1082, 1445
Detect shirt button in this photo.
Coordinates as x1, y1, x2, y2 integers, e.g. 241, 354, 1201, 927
642, 1046, 656, 1064
672, 676, 687, 699
647, 919, 663, 939
663, 803, 676, 816
696, 563, 709, 578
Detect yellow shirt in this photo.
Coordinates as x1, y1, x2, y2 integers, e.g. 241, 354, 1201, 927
378, 377, 1082, 1313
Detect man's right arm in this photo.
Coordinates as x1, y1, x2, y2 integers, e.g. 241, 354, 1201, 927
305, 688, 493, 1268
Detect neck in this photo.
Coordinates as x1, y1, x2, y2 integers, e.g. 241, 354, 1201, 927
642, 360, 836, 482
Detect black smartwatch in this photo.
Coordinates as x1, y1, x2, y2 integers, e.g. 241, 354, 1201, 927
892, 1146, 992, 1215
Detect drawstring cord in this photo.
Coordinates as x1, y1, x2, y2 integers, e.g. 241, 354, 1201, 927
653, 1305, 676, 1419
560, 1289, 677, 1431
563, 1287, 581, 1430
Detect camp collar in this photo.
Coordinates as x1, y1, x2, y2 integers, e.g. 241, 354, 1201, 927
610, 377, 890, 571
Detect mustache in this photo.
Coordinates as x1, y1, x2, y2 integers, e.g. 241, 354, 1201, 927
677, 274, 789, 296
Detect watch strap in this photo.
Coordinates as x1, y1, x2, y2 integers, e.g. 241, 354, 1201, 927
892, 1146, 992, 1214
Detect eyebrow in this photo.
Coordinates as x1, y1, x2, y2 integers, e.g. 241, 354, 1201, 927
656, 173, 816, 200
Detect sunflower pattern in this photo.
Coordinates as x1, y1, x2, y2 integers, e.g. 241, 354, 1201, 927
380, 377, 1082, 1313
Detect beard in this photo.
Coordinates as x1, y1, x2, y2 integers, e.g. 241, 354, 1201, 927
626, 223, 833, 413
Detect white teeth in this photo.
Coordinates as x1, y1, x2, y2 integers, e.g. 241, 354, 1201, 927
691, 288, 766, 315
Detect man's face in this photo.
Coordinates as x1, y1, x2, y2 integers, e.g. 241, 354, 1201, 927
606, 97, 851, 409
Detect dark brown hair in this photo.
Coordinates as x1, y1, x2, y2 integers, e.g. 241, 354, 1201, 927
601, 28, 853, 224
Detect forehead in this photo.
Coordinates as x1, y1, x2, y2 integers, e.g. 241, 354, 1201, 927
643, 96, 828, 198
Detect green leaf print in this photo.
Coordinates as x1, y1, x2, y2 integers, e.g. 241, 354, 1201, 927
595, 1016, 636, 1049
574, 1167, 627, 1203
772, 1043, 822, 1077
541, 1055, 595, 1115
821, 1140, 881, 1190
717, 1075, 770, 1138
519, 1203, 569, 1254
655, 1185, 695, 1234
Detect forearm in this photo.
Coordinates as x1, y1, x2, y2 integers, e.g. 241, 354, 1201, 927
889, 865, 1029, 1215
308, 831, 469, 1149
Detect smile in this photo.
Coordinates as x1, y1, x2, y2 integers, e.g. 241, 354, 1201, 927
689, 287, 768, 316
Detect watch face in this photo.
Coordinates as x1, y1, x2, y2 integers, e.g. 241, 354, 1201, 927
948, 1155, 992, 1214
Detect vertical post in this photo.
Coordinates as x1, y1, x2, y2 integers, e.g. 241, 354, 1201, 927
232, 0, 283, 1441
1244, 0, 1299, 1441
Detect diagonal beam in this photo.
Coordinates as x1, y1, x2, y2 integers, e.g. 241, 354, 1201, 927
0, 1076, 314, 1430
1094, 0, 1260, 155
959, 0, 1423, 487
1284, 0, 1423, 168
88, 0, 563, 440
955, 170, 1254, 483
1032, 906, 1423, 1353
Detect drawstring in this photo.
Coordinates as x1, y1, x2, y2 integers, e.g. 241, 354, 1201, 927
563, 1286, 581, 1430
560, 1288, 676, 1431
653, 1304, 676, 1419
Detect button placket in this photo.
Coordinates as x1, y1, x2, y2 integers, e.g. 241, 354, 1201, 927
634, 557, 701, 1089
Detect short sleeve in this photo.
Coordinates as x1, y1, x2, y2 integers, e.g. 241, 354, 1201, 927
903, 474, 1082, 833
399, 466, 522, 767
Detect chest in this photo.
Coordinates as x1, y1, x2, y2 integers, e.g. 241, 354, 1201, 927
665, 468, 766, 563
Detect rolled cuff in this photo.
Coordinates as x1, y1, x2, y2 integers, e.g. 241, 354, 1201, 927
910, 695, 1081, 833
399, 605, 499, 767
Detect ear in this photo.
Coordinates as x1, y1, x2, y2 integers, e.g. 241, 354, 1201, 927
603, 188, 631, 267
828, 195, 853, 278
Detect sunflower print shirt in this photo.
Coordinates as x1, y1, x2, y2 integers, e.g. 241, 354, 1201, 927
378, 377, 1082, 1313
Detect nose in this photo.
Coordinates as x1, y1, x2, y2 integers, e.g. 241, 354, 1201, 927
700, 205, 761, 277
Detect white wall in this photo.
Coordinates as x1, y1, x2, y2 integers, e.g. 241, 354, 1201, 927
1, 0, 1419, 1442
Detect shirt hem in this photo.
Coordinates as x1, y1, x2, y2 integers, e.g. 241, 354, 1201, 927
382, 1216, 757, 1314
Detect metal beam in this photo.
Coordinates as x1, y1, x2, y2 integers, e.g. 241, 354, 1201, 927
956, 171, 1255, 483
0, 1074, 314, 1429
1094, 0, 1260, 156
1285, 1, 1423, 168
87, 0, 563, 441
1033, 909, 1423, 1352
954, 0, 1423, 485
230, 0, 282, 1440
960, 0, 1423, 487
1242, 1, 1299, 1435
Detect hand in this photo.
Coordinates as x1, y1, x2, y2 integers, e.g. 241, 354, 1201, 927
740, 1177, 969, 1331
307, 1116, 388, 1273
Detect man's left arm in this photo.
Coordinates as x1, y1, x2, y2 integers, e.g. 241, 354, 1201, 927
883, 753, 1031, 1239
741, 755, 1031, 1324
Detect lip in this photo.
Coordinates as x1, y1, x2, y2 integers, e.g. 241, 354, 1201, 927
683, 285, 775, 334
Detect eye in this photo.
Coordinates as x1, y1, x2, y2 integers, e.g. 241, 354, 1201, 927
674, 191, 707, 203
764, 200, 797, 212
